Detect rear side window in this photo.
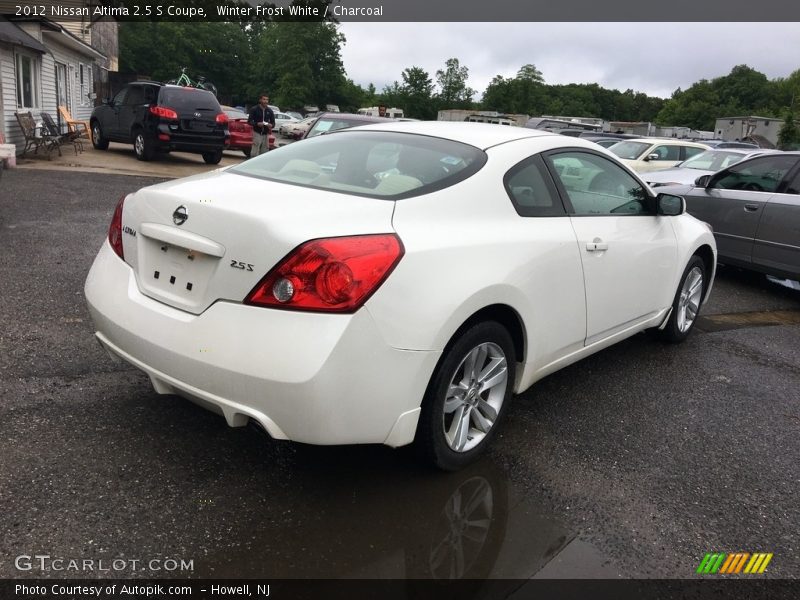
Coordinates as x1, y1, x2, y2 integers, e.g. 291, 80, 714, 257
231, 130, 486, 199
158, 88, 220, 111
504, 155, 565, 216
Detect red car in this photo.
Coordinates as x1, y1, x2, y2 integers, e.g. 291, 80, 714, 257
222, 106, 275, 157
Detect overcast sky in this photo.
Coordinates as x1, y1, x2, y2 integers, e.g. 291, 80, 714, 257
338, 23, 800, 100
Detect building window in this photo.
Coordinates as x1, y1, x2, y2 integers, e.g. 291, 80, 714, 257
15, 53, 39, 109
80, 64, 86, 105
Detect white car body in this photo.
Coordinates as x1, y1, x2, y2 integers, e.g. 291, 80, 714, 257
85, 122, 716, 466
273, 112, 298, 133
610, 138, 712, 173
281, 117, 315, 138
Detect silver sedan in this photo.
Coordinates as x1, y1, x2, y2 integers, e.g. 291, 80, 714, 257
660, 151, 800, 280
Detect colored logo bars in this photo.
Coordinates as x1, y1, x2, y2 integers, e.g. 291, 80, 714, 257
696, 552, 773, 574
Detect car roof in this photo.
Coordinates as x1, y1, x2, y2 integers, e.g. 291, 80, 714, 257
334, 121, 559, 150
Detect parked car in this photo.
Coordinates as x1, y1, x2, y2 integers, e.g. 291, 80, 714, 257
658, 152, 800, 280
280, 117, 315, 139
645, 149, 775, 187
579, 131, 638, 140
285, 111, 304, 121
84, 122, 716, 470
274, 111, 299, 132
692, 139, 760, 149
304, 112, 390, 139
583, 136, 630, 148
221, 105, 275, 157
91, 82, 229, 164
608, 139, 711, 173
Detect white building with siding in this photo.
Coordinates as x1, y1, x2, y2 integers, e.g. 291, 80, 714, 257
0, 14, 104, 155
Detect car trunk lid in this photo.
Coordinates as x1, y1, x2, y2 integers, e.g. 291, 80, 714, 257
121, 170, 396, 314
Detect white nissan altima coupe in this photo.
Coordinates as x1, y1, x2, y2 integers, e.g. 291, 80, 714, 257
85, 122, 716, 470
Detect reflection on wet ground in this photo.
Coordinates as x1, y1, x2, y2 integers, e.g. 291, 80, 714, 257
196, 445, 613, 580
696, 309, 800, 332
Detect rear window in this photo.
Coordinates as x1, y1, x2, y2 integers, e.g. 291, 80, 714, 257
230, 130, 487, 199
158, 87, 220, 111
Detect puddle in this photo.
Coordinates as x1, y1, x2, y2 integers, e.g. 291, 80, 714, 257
696, 310, 800, 333
192, 449, 613, 580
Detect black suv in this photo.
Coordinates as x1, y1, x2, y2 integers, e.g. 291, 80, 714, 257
90, 82, 229, 164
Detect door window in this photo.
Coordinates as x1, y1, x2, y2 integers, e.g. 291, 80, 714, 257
112, 88, 128, 107
650, 145, 681, 161
710, 155, 798, 193
546, 151, 652, 216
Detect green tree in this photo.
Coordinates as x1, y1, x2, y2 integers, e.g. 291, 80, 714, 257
777, 108, 800, 149
400, 67, 436, 119
436, 58, 475, 107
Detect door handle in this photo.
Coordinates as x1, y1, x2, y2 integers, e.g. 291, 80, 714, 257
586, 240, 609, 252
744, 204, 759, 212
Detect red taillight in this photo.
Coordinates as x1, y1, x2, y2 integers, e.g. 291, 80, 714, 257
108, 195, 125, 260
149, 105, 178, 120
244, 234, 404, 313
216, 113, 228, 124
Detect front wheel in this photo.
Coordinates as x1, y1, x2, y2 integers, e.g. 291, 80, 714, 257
415, 321, 515, 471
657, 255, 706, 343
202, 150, 223, 165
241, 147, 251, 158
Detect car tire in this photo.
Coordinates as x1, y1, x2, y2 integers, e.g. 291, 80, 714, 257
203, 150, 223, 165
415, 321, 515, 471
241, 148, 251, 158
133, 130, 154, 161
91, 121, 109, 150
657, 255, 706, 343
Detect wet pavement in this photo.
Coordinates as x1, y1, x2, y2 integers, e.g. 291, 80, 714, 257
1, 169, 799, 581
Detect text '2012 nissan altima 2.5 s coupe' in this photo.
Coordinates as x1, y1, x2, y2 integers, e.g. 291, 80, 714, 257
85, 122, 717, 471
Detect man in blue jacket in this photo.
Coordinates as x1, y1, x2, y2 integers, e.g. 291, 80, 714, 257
248, 93, 276, 157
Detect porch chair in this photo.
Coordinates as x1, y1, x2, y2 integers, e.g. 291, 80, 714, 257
15, 111, 62, 159
40, 111, 84, 155
58, 106, 92, 143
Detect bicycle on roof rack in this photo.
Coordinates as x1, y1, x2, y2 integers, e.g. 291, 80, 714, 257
167, 67, 218, 97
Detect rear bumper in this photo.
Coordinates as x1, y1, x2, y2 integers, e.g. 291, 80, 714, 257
85, 242, 438, 447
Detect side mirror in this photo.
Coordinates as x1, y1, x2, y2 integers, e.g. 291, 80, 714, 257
694, 174, 711, 188
645, 153, 660, 161
656, 193, 685, 216
103, 97, 113, 106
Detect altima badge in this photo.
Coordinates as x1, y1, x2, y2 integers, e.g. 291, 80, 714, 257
172, 205, 188, 226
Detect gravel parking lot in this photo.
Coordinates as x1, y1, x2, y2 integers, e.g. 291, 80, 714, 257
1, 168, 799, 581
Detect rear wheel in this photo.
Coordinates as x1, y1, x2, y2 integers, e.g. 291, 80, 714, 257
415, 321, 515, 471
91, 120, 109, 150
203, 150, 223, 165
133, 130, 154, 161
657, 255, 706, 343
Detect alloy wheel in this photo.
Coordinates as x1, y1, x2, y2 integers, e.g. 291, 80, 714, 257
442, 342, 508, 453
677, 266, 703, 332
